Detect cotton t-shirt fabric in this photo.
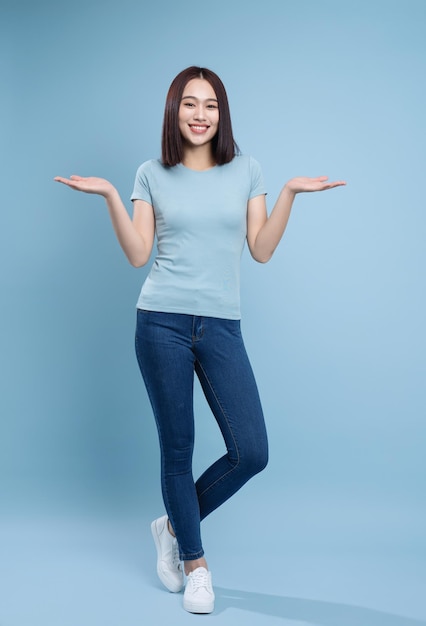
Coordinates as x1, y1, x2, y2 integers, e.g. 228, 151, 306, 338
130, 155, 265, 320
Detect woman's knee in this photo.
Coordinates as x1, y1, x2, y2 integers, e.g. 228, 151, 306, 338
162, 443, 194, 475
237, 443, 268, 477
252, 446, 269, 474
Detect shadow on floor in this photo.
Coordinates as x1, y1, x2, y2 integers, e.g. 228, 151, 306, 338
214, 587, 426, 625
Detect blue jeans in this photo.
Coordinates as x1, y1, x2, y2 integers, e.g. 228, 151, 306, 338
135, 310, 268, 560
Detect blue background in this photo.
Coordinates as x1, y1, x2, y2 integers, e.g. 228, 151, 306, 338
1, 0, 425, 624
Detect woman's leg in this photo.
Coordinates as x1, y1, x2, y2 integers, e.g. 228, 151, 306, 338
193, 317, 269, 520
134, 310, 204, 561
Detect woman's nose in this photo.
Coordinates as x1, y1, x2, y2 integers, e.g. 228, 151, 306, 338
193, 106, 206, 120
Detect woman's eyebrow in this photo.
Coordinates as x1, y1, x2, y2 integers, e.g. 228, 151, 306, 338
181, 95, 218, 102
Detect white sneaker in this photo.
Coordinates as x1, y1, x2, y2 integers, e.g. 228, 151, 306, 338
151, 515, 184, 593
183, 567, 215, 614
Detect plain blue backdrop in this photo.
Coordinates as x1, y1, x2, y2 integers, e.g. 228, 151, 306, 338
1, 1, 425, 624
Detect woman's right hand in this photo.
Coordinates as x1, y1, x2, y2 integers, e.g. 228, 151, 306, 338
54, 175, 116, 198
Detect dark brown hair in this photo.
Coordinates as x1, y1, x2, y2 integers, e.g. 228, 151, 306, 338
161, 66, 239, 167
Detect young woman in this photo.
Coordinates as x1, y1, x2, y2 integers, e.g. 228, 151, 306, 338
55, 66, 345, 614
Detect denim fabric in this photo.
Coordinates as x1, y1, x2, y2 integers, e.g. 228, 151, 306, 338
135, 310, 268, 561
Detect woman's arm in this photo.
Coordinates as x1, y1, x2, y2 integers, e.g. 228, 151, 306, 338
247, 176, 346, 263
54, 175, 155, 267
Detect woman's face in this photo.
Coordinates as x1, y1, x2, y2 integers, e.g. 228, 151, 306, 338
178, 78, 219, 149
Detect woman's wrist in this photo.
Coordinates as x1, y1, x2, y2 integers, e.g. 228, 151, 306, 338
282, 182, 297, 199
104, 185, 120, 202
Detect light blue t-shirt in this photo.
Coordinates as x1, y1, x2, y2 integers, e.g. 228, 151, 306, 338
130, 155, 266, 320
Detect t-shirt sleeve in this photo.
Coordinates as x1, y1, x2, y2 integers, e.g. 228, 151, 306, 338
130, 160, 153, 204
248, 156, 266, 199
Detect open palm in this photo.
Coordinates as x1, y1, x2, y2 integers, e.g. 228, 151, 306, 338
286, 176, 346, 193
54, 175, 114, 197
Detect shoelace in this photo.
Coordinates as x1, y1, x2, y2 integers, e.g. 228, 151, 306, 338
171, 538, 182, 571
188, 568, 210, 591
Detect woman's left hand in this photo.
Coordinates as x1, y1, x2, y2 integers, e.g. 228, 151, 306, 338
285, 176, 346, 194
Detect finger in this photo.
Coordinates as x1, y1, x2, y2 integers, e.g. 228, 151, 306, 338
322, 181, 346, 190
53, 177, 82, 190
70, 175, 84, 181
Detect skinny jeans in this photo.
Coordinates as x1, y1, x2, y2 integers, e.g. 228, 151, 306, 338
135, 310, 268, 561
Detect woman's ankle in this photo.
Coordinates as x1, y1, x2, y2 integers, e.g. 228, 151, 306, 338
167, 519, 176, 537
184, 557, 208, 576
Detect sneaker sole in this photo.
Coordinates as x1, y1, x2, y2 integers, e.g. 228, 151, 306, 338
151, 519, 184, 593
183, 598, 215, 614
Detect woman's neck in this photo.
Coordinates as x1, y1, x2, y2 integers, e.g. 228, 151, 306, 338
181, 145, 216, 171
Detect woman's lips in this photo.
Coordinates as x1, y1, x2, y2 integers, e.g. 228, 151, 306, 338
189, 125, 209, 134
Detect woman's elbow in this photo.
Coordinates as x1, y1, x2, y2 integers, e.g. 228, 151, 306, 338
128, 253, 150, 268
251, 249, 273, 264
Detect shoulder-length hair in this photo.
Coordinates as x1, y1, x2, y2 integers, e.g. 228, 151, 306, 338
161, 66, 239, 167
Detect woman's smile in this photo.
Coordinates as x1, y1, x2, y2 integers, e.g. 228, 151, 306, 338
189, 124, 210, 134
